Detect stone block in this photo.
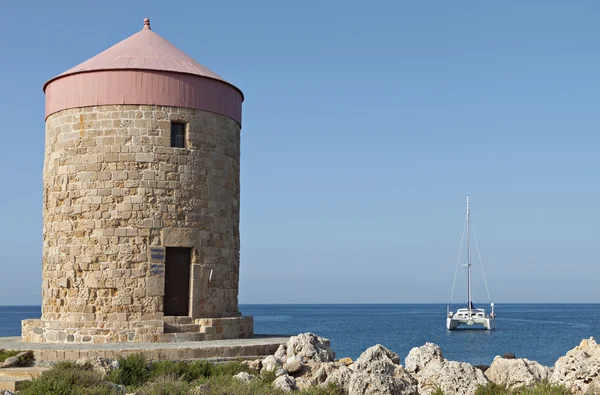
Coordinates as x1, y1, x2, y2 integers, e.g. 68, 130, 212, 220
161, 228, 199, 247
146, 277, 164, 297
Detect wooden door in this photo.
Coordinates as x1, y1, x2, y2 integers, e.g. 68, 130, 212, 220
164, 247, 191, 316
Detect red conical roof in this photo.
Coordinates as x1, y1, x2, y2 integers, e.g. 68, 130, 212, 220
43, 18, 239, 96
43, 18, 244, 124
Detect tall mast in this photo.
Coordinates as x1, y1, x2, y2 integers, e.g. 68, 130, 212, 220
467, 195, 472, 311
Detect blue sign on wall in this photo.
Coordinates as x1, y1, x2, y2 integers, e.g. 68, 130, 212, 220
149, 246, 166, 262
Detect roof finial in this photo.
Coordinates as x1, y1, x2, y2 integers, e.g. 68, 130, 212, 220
143, 18, 151, 30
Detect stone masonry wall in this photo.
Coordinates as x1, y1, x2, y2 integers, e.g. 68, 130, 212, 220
30, 105, 241, 343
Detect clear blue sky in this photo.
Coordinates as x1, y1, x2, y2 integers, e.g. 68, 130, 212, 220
0, 1, 598, 305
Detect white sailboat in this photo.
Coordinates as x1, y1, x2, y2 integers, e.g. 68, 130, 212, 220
446, 195, 496, 330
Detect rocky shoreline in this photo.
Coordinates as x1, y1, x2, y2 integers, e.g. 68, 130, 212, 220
1, 333, 599, 394
241, 333, 600, 395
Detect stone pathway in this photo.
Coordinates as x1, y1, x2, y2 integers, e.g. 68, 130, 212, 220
0, 335, 289, 364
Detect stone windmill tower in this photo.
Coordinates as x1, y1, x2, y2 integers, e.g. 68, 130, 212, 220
22, 19, 253, 343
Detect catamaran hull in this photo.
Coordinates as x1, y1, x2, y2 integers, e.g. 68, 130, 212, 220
447, 317, 494, 330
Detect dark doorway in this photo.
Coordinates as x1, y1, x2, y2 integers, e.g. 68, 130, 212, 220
164, 247, 191, 316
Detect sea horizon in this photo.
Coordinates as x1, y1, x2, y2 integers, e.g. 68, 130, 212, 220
1, 302, 600, 307
2, 303, 598, 366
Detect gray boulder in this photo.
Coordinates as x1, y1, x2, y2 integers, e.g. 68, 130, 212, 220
283, 355, 304, 374
550, 337, 600, 394
485, 355, 551, 390
76, 357, 120, 376
261, 355, 284, 373
273, 374, 298, 392
295, 362, 340, 389
585, 376, 600, 395
405, 342, 489, 395
275, 344, 288, 360
323, 365, 353, 392
352, 344, 401, 376
233, 371, 256, 382
285, 332, 335, 362
0, 357, 19, 369
348, 372, 419, 395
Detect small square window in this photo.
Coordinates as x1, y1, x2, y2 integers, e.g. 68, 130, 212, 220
171, 122, 186, 148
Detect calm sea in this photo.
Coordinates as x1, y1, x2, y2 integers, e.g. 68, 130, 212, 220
2, 304, 598, 366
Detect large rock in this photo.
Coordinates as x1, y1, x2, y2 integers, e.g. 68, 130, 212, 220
233, 372, 256, 382
348, 372, 419, 395
485, 355, 551, 390
261, 355, 284, 373
352, 344, 401, 376
404, 342, 445, 375
273, 374, 298, 392
551, 337, 600, 394
275, 344, 288, 360
405, 343, 489, 395
240, 358, 262, 372
344, 344, 418, 395
323, 365, 353, 392
0, 357, 19, 369
285, 332, 335, 362
76, 357, 120, 376
585, 376, 600, 395
283, 355, 304, 374
295, 362, 341, 389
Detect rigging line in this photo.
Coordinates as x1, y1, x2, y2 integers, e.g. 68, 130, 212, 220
472, 226, 492, 303
449, 214, 468, 307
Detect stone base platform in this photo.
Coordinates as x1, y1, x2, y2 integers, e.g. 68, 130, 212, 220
0, 335, 288, 364
0, 367, 49, 392
21, 315, 253, 344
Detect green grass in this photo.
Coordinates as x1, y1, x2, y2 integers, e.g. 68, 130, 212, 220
18, 361, 121, 395
513, 380, 571, 395
474, 380, 571, 395
133, 374, 194, 395
17, 354, 344, 395
105, 353, 149, 387
194, 374, 343, 395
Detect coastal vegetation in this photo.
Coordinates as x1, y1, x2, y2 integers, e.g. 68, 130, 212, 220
18, 355, 343, 395
2, 333, 597, 394
473, 381, 570, 395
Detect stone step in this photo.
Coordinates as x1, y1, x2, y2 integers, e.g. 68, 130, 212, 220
164, 323, 201, 333
163, 316, 193, 325
0, 377, 27, 392
159, 332, 206, 342
0, 367, 49, 379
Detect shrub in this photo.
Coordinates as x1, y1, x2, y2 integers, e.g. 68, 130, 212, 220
19, 362, 120, 395
259, 367, 278, 384
301, 382, 344, 395
429, 386, 447, 395
186, 359, 216, 378
475, 382, 509, 395
199, 374, 344, 395
105, 353, 150, 388
475, 380, 571, 395
149, 360, 213, 382
514, 380, 571, 395
134, 374, 194, 395
213, 360, 257, 377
